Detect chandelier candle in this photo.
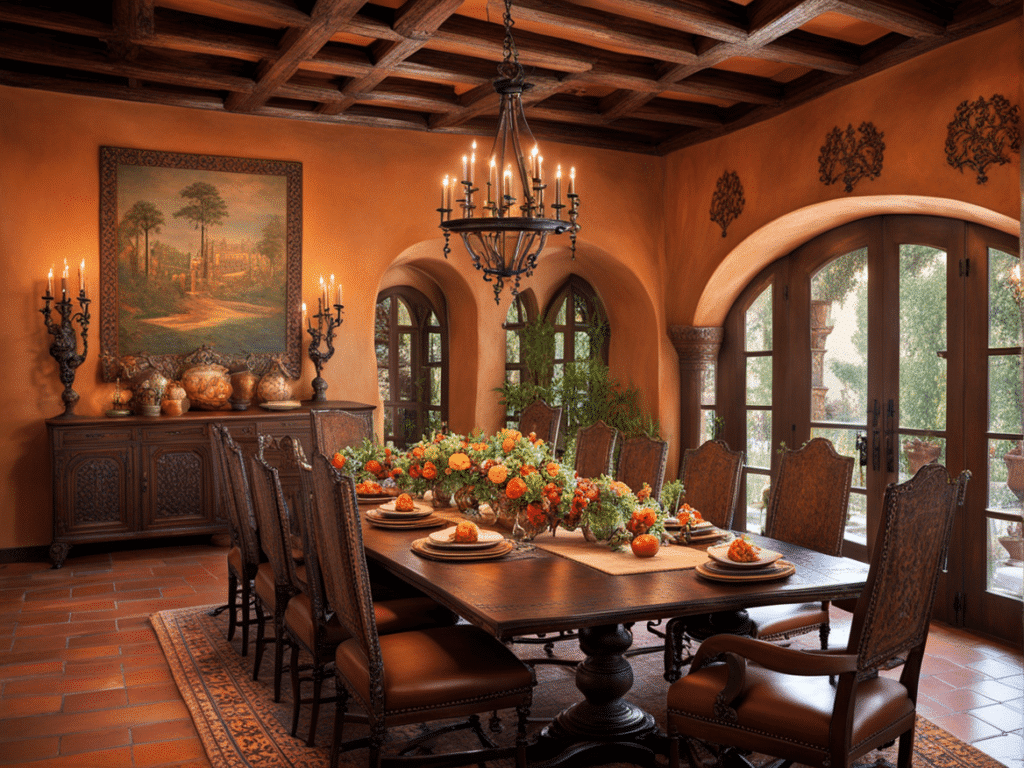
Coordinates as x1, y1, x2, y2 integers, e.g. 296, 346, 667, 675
437, 0, 580, 303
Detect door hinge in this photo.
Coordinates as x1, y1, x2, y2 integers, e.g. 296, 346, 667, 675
782, 284, 789, 300
959, 258, 971, 277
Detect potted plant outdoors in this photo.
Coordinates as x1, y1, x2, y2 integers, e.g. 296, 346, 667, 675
1003, 441, 1024, 503
999, 520, 1024, 562
903, 437, 943, 476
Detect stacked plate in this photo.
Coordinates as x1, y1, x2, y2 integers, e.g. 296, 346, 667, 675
357, 488, 401, 505
410, 527, 515, 561
695, 542, 795, 583
365, 499, 445, 529
666, 517, 725, 544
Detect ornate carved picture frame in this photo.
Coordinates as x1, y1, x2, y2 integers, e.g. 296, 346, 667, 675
99, 147, 302, 381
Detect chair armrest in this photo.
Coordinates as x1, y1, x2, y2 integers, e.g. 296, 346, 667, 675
690, 634, 858, 678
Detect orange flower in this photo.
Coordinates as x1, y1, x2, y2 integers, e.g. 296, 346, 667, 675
487, 464, 508, 484
528, 431, 537, 442
471, 442, 489, 452
502, 428, 522, 442
330, 452, 346, 469
611, 481, 631, 497
422, 461, 437, 480
384, 447, 392, 458
390, 467, 403, 478
433, 432, 445, 442
412, 446, 425, 458
365, 459, 383, 475
506, 477, 527, 500
520, 464, 537, 476
525, 502, 547, 527
637, 483, 652, 502
502, 437, 516, 453
409, 463, 422, 478
545, 462, 560, 478
448, 453, 471, 471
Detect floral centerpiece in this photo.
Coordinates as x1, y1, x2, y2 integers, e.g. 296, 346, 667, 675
392, 431, 465, 506
573, 476, 666, 550
332, 438, 400, 488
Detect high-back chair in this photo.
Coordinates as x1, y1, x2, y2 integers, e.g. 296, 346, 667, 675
666, 464, 969, 768
518, 398, 562, 447
574, 420, 617, 479
248, 435, 305, 702
211, 423, 263, 657
309, 408, 373, 458
309, 453, 536, 768
662, 437, 854, 682
678, 439, 744, 530
616, 433, 669, 499
284, 438, 455, 746
747, 436, 855, 646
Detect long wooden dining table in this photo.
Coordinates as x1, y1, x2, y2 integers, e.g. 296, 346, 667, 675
359, 508, 870, 768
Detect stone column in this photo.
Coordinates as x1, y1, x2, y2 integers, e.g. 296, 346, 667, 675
669, 326, 724, 472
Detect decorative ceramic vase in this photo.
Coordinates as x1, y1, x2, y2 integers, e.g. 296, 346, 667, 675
229, 367, 259, 411
181, 364, 232, 410
429, 486, 452, 509
160, 381, 190, 417
256, 361, 294, 403
131, 368, 168, 417
453, 485, 478, 513
903, 438, 942, 476
998, 536, 1024, 562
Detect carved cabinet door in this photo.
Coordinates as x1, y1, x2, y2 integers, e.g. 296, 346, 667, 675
140, 440, 214, 531
54, 446, 135, 538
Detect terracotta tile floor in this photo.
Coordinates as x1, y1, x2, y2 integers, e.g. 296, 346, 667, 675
0, 540, 1021, 767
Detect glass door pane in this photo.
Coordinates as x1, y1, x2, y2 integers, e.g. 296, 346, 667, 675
744, 286, 772, 533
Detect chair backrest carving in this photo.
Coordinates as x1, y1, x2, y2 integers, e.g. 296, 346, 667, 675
250, 435, 301, 591
849, 464, 969, 674
210, 423, 240, 548
680, 439, 744, 530
616, 434, 669, 499
286, 439, 333, 628
518, 399, 562, 447
764, 437, 854, 556
216, 423, 263, 568
309, 452, 384, 713
310, 408, 373, 458
574, 420, 618, 479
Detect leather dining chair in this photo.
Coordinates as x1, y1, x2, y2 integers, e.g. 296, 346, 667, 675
678, 439, 744, 530
662, 437, 854, 682
616, 433, 669, 499
573, 420, 618, 479
518, 398, 562, 448
309, 452, 536, 768
211, 423, 263, 657
745, 437, 855, 647
666, 463, 970, 768
273, 437, 455, 746
309, 408, 373, 458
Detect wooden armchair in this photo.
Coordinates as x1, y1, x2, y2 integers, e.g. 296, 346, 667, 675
616, 433, 669, 499
309, 453, 536, 768
573, 420, 618, 479
518, 398, 562, 448
666, 464, 970, 768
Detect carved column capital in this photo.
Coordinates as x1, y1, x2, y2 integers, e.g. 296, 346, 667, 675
669, 326, 724, 369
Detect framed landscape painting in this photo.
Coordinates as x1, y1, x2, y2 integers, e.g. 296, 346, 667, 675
98, 147, 302, 381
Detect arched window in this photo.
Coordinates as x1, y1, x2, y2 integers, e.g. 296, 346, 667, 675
375, 287, 447, 448
543, 275, 608, 387
716, 215, 1020, 645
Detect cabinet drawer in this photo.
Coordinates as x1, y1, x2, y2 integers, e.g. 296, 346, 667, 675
141, 423, 208, 443
54, 428, 135, 447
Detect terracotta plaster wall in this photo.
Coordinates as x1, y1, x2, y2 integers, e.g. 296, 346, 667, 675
663, 18, 1022, 328
0, 85, 666, 550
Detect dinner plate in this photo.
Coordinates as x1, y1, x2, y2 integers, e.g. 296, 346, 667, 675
377, 500, 433, 516
358, 493, 397, 504
365, 511, 447, 529
258, 400, 302, 410
427, 527, 505, 550
695, 559, 795, 583
706, 542, 783, 569
411, 537, 515, 562
675, 528, 725, 544
664, 518, 714, 531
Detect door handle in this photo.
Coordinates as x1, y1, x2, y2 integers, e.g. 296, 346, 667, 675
871, 400, 880, 471
885, 399, 895, 473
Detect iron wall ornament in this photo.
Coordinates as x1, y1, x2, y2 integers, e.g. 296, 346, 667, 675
945, 94, 1020, 184
710, 171, 745, 237
818, 122, 885, 193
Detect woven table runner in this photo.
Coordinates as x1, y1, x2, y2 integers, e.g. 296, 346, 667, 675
531, 528, 709, 575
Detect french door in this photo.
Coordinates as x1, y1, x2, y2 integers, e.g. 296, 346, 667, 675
721, 215, 1021, 645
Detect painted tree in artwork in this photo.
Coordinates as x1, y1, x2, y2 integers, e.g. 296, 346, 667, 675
173, 182, 229, 281
123, 200, 165, 276
257, 215, 286, 282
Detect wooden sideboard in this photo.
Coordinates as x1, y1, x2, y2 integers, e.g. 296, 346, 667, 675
46, 401, 374, 568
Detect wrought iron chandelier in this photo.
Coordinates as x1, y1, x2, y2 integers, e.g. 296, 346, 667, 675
438, 0, 580, 304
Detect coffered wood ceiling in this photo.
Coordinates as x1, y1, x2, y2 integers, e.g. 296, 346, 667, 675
0, 0, 1019, 155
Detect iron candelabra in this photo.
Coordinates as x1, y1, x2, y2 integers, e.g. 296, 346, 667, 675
305, 298, 343, 401
41, 288, 91, 418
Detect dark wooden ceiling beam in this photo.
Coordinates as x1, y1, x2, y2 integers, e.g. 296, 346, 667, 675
758, 29, 860, 74
225, 0, 365, 112
0, 67, 227, 109
0, 2, 108, 37
190, 0, 312, 28
144, 9, 281, 62
391, 49, 495, 87
829, 0, 947, 38
510, 0, 699, 64
633, 99, 726, 128
566, 0, 747, 43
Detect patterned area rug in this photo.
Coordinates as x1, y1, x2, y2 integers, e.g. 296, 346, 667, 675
152, 605, 1003, 768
